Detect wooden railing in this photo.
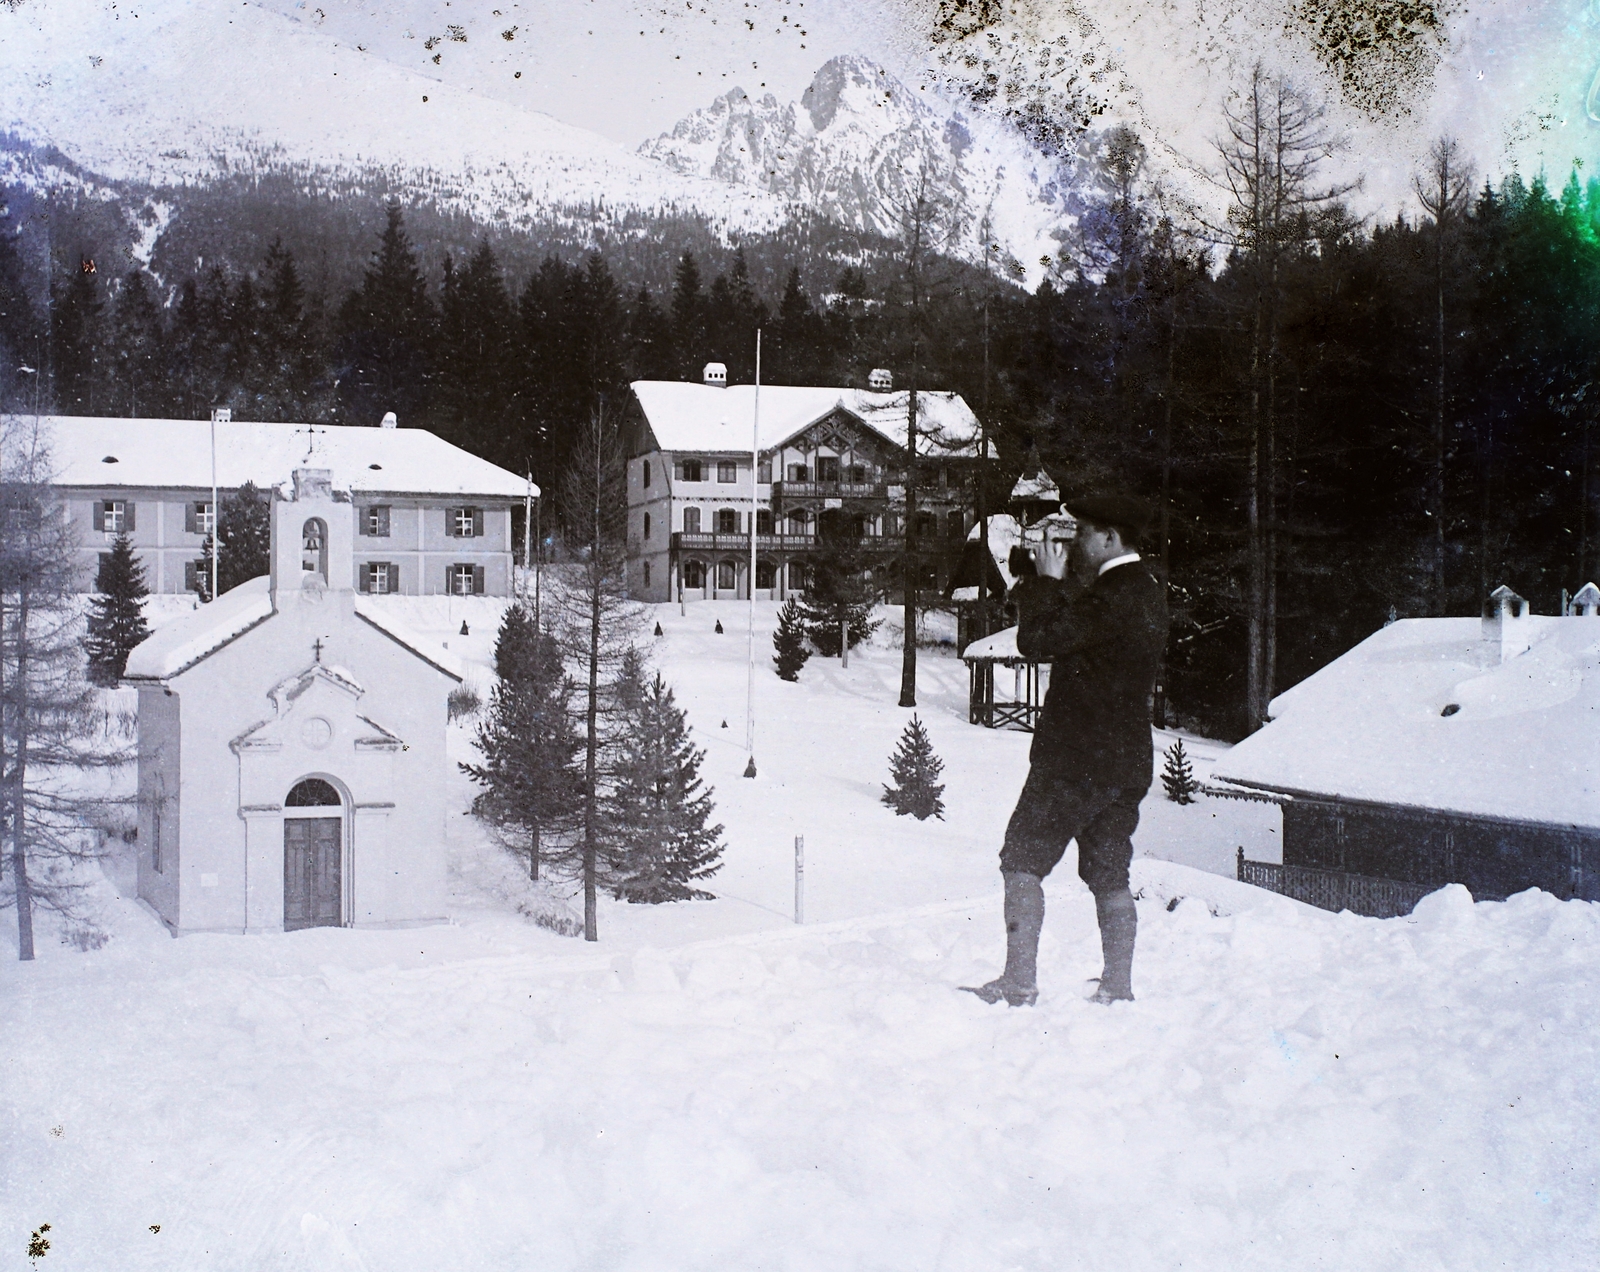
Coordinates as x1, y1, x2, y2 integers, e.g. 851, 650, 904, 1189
1236, 850, 1435, 919
771, 480, 888, 501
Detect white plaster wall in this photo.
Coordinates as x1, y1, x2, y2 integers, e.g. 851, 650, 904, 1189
159, 578, 453, 935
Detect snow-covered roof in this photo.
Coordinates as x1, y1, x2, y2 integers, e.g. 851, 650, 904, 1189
630, 382, 992, 459
962, 624, 1033, 664
353, 596, 464, 682
1213, 615, 1600, 828
27, 415, 534, 499
1010, 470, 1060, 503
121, 578, 464, 683
123, 576, 275, 680
952, 514, 1023, 602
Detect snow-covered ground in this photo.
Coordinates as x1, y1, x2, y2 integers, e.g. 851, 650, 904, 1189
1, 598, 1594, 1269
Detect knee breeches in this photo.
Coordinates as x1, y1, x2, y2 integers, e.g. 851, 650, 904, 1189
999, 767, 1141, 895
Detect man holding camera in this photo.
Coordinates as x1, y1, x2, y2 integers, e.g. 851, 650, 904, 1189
966, 494, 1168, 1006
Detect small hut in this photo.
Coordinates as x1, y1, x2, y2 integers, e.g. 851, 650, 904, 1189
962, 624, 1049, 730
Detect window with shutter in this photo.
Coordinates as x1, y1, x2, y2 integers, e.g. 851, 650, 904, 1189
683, 507, 701, 534
363, 505, 390, 537
757, 459, 772, 484
452, 507, 478, 537
717, 461, 737, 483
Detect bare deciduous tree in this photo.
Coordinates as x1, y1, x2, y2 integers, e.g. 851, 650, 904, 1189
2, 417, 131, 959
1212, 65, 1356, 732
1414, 137, 1473, 615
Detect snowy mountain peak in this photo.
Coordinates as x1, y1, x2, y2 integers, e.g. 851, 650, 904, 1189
640, 55, 1067, 282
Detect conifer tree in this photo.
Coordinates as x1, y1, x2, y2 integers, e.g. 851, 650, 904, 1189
462, 602, 581, 881
50, 256, 104, 415
336, 201, 435, 428
671, 252, 707, 378
795, 507, 880, 656
1160, 738, 1198, 804
106, 270, 166, 418
84, 533, 150, 686
882, 714, 945, 820
772, 594, 810, 681
196, 482, 271, 600
605, 668, 724, 903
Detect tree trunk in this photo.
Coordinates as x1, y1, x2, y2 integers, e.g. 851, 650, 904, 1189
10, 575, 35, 961
1246, 264, 1265, 735
530, 821, 540, 881
899, 383, 919, 708
1432, 228, 1448, 615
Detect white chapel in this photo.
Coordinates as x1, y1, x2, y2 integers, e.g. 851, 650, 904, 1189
124, 463, 464, 936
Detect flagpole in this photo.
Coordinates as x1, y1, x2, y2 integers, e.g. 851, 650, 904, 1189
209, 409, 220, 601
744, 329, 761, 779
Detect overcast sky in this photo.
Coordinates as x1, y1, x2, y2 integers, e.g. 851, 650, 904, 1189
255, 0, 917, 145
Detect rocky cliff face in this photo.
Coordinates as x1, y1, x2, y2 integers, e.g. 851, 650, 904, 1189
640, 56, 1071, 281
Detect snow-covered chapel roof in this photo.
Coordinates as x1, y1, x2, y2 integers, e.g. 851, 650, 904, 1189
29, 415, 533, 499
1213, 615, 1600, 829
630, 381, 992, 459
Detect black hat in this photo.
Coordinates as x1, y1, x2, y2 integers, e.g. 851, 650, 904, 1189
1064, 493, 1153, 544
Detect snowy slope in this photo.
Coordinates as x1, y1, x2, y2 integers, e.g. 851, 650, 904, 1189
4, 595, 1591, 1267
0, 0, 787, 231
641, 54, 1069, 279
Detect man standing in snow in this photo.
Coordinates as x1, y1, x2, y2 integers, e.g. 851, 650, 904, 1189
966, 494, 1168, 1006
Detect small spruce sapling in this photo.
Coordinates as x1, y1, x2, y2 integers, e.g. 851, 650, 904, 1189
1161, 738, 1199, 804
772, 595, 810, 681
84, 532, 151, 685
606, 669, 725, 902
882, 714, 946, 820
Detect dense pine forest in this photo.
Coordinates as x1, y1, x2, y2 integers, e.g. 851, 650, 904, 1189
2, 121, 1598, 737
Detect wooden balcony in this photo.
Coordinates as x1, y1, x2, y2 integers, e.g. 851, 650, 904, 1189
771, 480, 888, 501
672, 531, 897, 554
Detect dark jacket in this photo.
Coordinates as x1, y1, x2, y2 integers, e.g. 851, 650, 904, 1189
1012, 559, 1169, 790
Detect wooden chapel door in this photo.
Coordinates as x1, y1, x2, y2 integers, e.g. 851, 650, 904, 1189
284, 817, 342, 931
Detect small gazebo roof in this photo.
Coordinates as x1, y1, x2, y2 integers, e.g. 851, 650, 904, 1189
961, 625, 1047, 665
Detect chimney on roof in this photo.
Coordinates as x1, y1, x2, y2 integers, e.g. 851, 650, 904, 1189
1482, 584, 1533, 663
1572, 581, 1600, 616
210, 407, 231, 424
868, 368, 893, 391
380, 411, 398, 429
702, 362, 727, 388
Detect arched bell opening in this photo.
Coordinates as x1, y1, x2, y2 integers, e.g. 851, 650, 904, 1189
301, 517, 329, 584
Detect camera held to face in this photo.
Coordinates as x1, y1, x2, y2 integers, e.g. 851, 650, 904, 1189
1007, 512, 1076, 580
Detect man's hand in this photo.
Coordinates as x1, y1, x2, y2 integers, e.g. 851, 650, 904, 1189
1034, 535, 1070, 580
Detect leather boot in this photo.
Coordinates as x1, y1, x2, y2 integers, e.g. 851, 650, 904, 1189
1092, 888, 1137, 1003
964, 872, 1043, 1006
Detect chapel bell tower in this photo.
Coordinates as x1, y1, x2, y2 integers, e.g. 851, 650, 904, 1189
270, 467, 355, 602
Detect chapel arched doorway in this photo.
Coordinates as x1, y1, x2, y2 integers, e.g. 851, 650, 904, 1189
284, 777, 343, 931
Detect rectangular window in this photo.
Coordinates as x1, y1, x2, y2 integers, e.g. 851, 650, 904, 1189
757, 459, 772, 484
717, 460, 738, 484
642, 460, 652, 488
364, 562, 393, 594
682, 459, 704, 482
848, 464, 867, 484
184, 501, 214, 535
755, 509, 773, 535
788, 463, 808, 482
365, 505, 392, 537
683, 507, 701, 534
716, 508, 739, 534
815, 456, 840, 483
101, 500, 126, 534
452, 506, 482, 538
718, 560, 736, 590
449, 563, 481, 596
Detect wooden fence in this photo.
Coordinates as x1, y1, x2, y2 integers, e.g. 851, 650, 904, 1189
1236, 850, 1435, 919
